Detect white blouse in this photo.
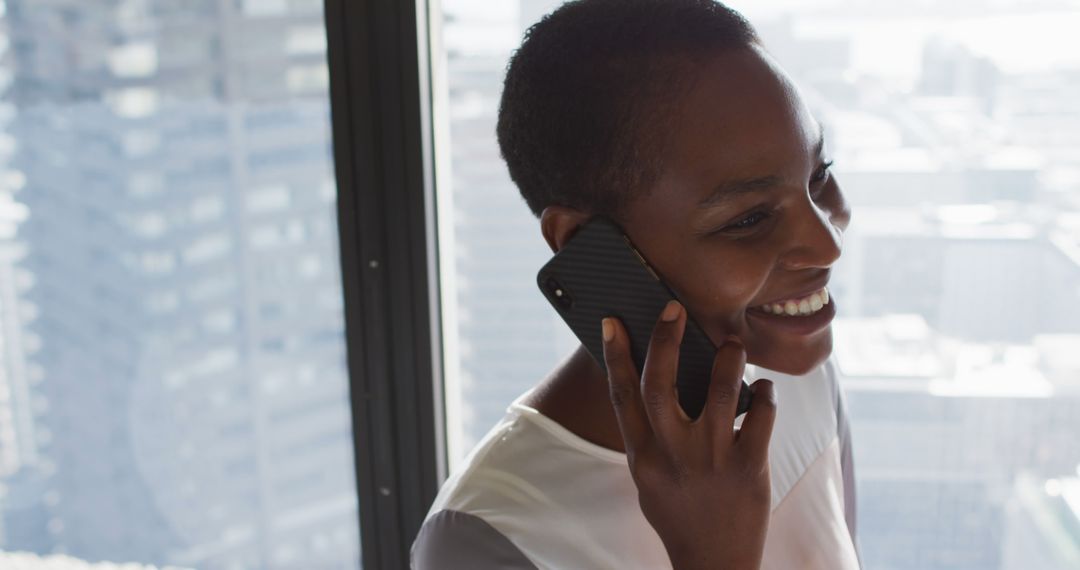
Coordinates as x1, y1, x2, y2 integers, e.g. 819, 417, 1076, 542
412, 354, 863, 569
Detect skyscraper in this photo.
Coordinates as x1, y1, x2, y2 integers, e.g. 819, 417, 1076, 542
0, 1, 359, 567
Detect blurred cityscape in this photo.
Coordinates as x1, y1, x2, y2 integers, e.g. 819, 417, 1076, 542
438, 1, 1080, 569
0, 0, 359, 568
0, 0, 1077, 569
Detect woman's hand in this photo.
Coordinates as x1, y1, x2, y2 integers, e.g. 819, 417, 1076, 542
600, 299, 777, 570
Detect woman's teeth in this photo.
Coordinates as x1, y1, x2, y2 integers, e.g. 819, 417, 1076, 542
757, 287, 829, 317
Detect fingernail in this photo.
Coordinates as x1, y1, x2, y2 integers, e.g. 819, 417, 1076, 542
661, 300, 681, 321
602, 318, 614, 342
723, 335, 743, 348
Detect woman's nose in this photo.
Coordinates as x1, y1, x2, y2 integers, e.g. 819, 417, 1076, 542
777, 198, 844, 271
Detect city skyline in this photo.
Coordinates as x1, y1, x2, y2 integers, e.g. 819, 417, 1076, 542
0, 1, 359, 567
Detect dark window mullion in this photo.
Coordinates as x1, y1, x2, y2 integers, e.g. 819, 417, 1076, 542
324, 0, 445, 567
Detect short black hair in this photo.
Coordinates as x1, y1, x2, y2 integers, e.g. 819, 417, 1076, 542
496, 0, 759, 220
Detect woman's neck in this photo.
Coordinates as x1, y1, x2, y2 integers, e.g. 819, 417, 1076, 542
522, 343, 627, 454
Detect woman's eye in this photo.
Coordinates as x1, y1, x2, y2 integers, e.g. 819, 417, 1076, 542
811, 160, 834, 185
810, 160, 834, 200
725, 211, 768, 231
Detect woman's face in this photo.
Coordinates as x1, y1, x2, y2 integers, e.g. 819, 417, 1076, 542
620, 45, 851, 376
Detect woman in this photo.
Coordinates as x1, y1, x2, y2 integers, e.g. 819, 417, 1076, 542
413, 0, 861, 567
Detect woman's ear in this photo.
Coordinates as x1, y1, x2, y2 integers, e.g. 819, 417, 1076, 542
540, 205, 592, 253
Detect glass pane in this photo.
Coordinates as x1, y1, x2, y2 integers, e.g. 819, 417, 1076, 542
436, 0, 580, 460
0, 1, 360, 568
435, 1, 1080, 569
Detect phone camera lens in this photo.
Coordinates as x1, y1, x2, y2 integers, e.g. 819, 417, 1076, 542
545, 277, 573, 310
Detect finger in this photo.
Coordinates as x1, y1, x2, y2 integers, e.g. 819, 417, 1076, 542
703, 338, 747, 446
639, 299, 690, 447
601, 316, 652, 455
735, 379, 777, 466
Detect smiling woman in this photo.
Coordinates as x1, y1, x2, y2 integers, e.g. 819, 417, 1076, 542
413, 1, 861, 568
608, 45, 850, 377
431, 0, 1080, 568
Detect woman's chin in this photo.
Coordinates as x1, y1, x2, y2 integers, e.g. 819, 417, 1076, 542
747, 331, 833, 376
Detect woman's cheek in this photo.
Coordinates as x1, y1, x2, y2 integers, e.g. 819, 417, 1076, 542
701, 279, 760, 329
673, 247, 769, 326
706, 254, 773, 308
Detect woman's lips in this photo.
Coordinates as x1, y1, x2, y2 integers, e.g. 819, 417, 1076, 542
746, 293, 836, 336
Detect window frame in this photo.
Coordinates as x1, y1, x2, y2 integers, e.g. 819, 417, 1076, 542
324, 0, 446, 566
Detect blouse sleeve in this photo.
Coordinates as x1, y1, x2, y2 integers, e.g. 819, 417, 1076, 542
411, 509, 539, 569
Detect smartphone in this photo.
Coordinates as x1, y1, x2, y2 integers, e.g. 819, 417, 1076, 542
537, 215, 753, 419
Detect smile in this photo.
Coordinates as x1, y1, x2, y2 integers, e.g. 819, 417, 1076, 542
756, 287, 829, 317
746, 286, 836, 336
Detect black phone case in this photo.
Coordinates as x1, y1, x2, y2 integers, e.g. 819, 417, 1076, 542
537, 216, 752, 419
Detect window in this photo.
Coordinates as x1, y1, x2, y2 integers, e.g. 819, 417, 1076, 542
0, 1, 359, 568
434, 1, 1080, 569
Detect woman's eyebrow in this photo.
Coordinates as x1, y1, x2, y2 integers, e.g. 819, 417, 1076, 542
697, 125, 827, 209
697, 174, 784, 208
814, 123, 826, 158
